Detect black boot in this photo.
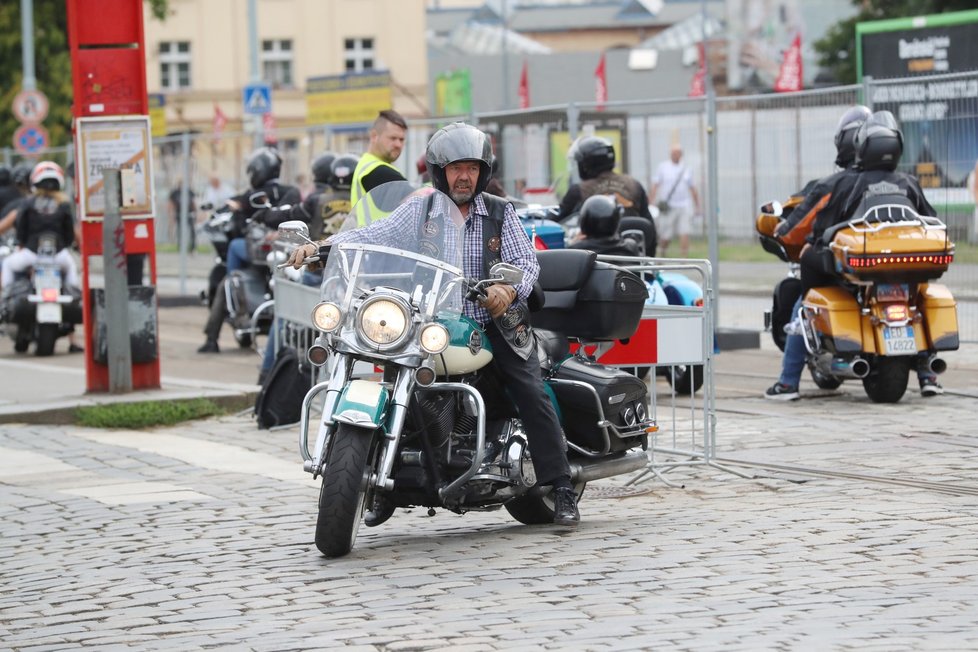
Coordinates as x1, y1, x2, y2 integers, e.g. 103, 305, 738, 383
197, 339, 220, 353
364, 492, 395, 527
552, 487, 580, 527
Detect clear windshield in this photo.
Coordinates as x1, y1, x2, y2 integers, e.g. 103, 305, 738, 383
320, 181, 467, 320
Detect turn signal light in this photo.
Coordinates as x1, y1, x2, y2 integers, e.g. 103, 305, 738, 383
847, 253, 953, 268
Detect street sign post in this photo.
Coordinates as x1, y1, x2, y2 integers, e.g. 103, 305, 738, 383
12, 88, 49, 123
12, 123, 49, 155
243, 83, 272, 115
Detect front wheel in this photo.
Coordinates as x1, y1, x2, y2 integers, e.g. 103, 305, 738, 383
506, 482, 586, 525
862, 357, 911, 404
315, 424, 381, 558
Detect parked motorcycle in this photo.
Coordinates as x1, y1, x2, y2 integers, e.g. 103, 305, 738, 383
532, 204, 704, 394
284, 183, 653, 558
0, 234, 82, 356
756, 197, 958, 403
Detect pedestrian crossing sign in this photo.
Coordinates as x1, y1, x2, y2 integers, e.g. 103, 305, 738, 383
243, 83, 272, 115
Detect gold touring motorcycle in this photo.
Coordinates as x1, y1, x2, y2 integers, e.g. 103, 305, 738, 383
756, 194, 958, 403
282, 182, 654, 557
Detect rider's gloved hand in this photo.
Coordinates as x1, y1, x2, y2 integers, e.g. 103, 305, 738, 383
288, 242, 324, 269
481, 284, 517, 319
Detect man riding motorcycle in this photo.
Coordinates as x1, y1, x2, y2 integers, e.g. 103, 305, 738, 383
289, 122, 581, 527
765, 109, 942, 400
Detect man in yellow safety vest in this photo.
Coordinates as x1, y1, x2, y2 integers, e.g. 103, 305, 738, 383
351, 109, 408, 225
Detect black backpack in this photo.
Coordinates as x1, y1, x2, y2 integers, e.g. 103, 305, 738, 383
254, 348, 312, 429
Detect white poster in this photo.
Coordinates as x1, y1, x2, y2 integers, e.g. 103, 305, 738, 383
76, 116, 155, 220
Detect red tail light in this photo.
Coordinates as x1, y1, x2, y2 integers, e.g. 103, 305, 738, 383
883, 304, 908, 322
41, 288, 59, 302
847, 253, 953, 268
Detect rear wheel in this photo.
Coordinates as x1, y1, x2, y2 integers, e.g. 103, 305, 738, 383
506, 482, 586, 525
862, 357, 911, 404
666, 364, 704, 395
35, 323, 58, 357
14, 325, 31, 353
808, 361, 843, 390
315, 424, 380, 558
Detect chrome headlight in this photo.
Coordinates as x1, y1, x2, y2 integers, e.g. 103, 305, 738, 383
312, 302, 342, 332
419, 323, 449, 354
358, 296, 409, 348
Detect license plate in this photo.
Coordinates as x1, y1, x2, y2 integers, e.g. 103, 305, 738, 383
36, 302, 62, 324
883, 325, 916, 355
877, 283, 909, 302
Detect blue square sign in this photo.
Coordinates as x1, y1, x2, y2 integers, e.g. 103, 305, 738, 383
243, 83, 272, 115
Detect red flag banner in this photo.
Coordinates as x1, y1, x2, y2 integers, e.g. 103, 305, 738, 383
774, 33, 803, 93
688, 43, 706, 98
518, 60, 530, 109
212, 104, 228, 142
594, 53, 607, 110
262, 112, 277, 145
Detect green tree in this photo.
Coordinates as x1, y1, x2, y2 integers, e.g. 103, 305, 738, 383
814, 1, 977, 85
0, 1, 168, 152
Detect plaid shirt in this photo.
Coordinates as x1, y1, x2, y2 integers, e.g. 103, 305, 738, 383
331, 192, 539, 325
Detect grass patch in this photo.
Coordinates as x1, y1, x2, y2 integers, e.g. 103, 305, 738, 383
76, 398, 227, 429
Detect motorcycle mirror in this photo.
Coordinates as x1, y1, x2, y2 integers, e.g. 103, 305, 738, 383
761, 201, 783, 217
489, 262, 524, 286
277, 220, 315, 245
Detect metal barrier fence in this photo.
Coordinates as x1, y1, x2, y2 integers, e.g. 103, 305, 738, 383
3, 69, 975, 337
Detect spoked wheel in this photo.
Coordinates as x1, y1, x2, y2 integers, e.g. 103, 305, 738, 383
505, 482, 586, 525
315, 424, 381, 558
862, 357, 912, 404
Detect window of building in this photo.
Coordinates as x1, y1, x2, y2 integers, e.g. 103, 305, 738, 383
160, 41, 192, 91
262, 39, 294, 88
344, 37, 375, 73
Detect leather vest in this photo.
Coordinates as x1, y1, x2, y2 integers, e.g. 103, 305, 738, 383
417, 193, 534, 360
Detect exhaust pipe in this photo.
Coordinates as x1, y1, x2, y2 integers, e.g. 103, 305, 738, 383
569, 450, 649, 484
824, 356, 870, 379
927, 355, 947, 375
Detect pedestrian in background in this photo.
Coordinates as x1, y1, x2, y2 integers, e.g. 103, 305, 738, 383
168, 182, 197, 252
649, 143, 700, 258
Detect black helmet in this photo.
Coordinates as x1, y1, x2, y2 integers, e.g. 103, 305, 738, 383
330, 154, 359, 189
854, 110, 903, 172
311, 152, 337, 185
572, 136, 615, 180
579, 194, 623, 238
425, 122, 493, 196
246, 147, 282, 188
0, 165, 10, 186
11, 163, 33, 187
834, 105, 872, 167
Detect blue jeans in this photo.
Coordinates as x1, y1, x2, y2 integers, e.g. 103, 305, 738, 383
780, 296, 938, 388
227, 237, 248, 274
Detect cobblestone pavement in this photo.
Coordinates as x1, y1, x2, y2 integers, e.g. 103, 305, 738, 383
2, 346, 978, 650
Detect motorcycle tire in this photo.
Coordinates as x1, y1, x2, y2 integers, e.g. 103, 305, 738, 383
505, 482, 586, 525
771, 278, 802, 352
315, 424, 381, 558
862, 357, 911, 404
665, 364, 704, 395
35, 323, 58, 357
808, 361, 843, 391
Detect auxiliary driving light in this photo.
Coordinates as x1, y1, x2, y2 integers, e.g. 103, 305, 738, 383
311, 302, 342, 332
419, 323, 450, 354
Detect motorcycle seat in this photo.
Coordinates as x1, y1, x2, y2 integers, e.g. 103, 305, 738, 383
535, 328, 569, 369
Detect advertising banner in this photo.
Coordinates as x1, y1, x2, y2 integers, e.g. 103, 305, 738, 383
76, 116, 154, 220
306, 72, 392, 125
858, 10, 978, 193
